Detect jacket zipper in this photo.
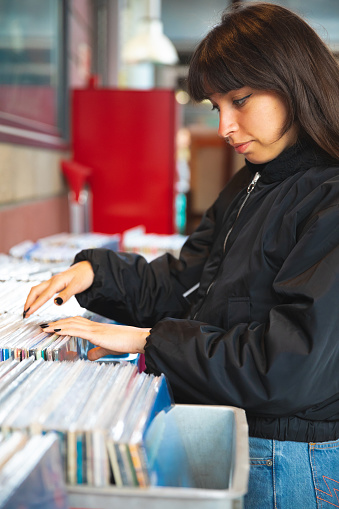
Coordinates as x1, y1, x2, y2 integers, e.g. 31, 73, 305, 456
223, 171, 261, 253
193, 171, 261, 317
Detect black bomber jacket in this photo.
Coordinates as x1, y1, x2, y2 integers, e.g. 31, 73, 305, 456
75, 140, 339, 443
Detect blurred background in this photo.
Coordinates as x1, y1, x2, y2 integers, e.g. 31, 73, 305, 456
0, 0, 338, 253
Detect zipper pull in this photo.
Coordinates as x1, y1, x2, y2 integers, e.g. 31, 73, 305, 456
222, 170, 260, 254
247, 172, 260, 193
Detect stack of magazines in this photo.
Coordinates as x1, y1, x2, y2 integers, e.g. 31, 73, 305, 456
0, 358, 172, 488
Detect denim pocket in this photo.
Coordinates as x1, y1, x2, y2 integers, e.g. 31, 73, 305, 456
245, 438, 274, 509
245, 458, 274, 509
309, 439, 339, 509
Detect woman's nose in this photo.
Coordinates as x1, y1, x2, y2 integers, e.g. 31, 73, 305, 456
217, 109, 238, 139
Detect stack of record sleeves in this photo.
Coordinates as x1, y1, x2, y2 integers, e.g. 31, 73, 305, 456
0, 358, 172, 488
0, 313, 89, 363
0, 431, 68, 509
8, 232, 120, 264
0, 324, 87, 362
0, 279, 86, 318
0, 278, 89, 362
0, 232, 120, 283
0, 256, 139, 364
121, 226, 187, 262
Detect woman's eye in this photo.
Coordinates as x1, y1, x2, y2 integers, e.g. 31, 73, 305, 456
233, 93, 252, 106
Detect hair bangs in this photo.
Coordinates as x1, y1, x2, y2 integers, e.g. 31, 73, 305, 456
188, 42, 244, 101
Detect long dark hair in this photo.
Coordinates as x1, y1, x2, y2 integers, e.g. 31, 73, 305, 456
188, 2, 339, 159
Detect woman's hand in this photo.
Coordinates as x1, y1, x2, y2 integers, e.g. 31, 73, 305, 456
23, 261, 95, 318
39, 316, 150, 360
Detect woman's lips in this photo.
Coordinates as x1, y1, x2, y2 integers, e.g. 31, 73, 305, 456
233, 141, 252, 154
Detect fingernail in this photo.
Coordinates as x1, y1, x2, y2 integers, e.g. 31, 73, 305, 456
54, 297, 63, 305
54, 328, 61, 332
23, 307, 30, 318
39, 323, 49, 328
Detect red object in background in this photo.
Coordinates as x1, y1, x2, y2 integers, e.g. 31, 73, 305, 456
71, 89, 177, 234
61, 160, 92, 202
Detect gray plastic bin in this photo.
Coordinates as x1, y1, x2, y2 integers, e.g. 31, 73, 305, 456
67, 404, 249, 509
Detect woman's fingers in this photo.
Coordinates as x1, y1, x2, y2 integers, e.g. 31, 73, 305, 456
41, 317, 99, 340
39, 318, 149, 356
24, 261, 94, 318
42, 318, 129, 351
52, 261, 94, 306
23, 279, 66, 318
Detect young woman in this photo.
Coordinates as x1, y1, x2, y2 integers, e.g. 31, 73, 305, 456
24, 3, 339, 507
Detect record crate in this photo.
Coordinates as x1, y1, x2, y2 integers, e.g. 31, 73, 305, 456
67, 404, 249, 509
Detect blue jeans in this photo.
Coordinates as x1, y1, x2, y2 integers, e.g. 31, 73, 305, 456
244, 436, 339, 508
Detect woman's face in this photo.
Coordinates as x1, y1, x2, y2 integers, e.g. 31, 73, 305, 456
209, 87, 298, 164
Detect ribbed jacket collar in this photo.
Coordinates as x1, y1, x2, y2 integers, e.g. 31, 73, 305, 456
245, 139, 336, 183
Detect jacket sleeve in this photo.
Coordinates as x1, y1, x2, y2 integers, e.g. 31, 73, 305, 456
73, 198, 218, 327
74, 167, 252, 327
145, 195, 339, 416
